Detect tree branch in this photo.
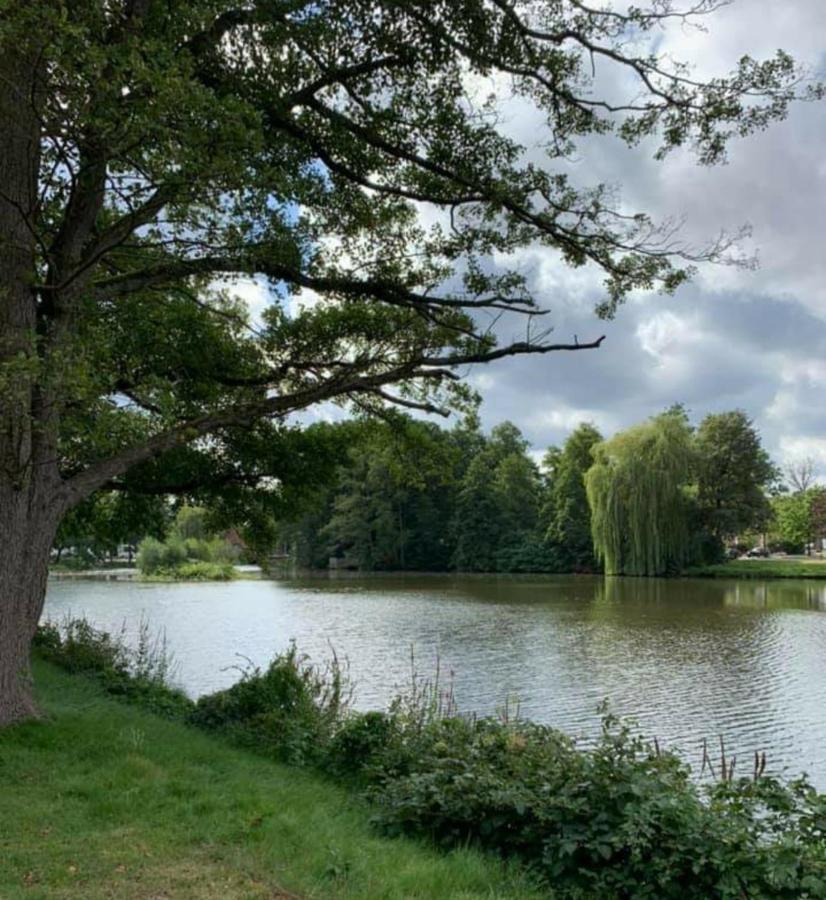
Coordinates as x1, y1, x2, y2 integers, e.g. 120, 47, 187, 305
59, 335, 604, 507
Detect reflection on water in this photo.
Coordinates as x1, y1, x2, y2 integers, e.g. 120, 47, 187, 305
44, 574, 826, 787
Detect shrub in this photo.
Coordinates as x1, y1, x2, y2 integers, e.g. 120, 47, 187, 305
34, 617, 192, 719
137, 536, 237, 578
326, 712, 400, 777
146, 561, 236, 581
189, 643, 352, 765
367, 711, 826, 898
136, 535, 188, 574
494, 538, 569, 573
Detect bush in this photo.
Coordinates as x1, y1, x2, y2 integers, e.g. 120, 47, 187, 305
366, 712, 826, 898
326, 712, 400, 777
137, 535, 237, 578
494, 538, 569, 573
136, 535, 187, 574
189, 643, 352, 765
35, 617, 192, 719
144, 561, 236, 581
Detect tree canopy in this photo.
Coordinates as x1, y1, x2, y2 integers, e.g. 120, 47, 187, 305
694, 411, 776, 540
543, 423, 603, 570
1, 1, 814, 514
586, 409, 695, 576
0, 0, 818, 723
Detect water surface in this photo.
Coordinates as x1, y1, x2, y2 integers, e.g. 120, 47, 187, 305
44, 574, 826, 786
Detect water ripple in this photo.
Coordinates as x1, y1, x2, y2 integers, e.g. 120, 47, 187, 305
45, 574, 826, 787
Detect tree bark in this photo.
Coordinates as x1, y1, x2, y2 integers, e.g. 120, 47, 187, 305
0, 33, 54, 726
0, 486, 59, 726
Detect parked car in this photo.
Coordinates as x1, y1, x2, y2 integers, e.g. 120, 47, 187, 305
746, 546, 770, 558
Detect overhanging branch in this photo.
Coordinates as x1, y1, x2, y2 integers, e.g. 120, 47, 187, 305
59, 334, 604, 507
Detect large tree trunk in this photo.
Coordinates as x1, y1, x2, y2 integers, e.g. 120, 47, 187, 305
0, 487, 59, 727
0, 34, 53, 727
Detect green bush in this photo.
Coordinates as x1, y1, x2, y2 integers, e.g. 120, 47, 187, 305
137, 534, 237, 578
365, 712, 826, 898
143, 560, 236, 581
326, 711, 400, 777
189, 643, 352, 765
494, 538, 569, 573
136, 535, 187, 574
35, 617, 192, 719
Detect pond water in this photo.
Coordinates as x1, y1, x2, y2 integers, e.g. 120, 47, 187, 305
44, 574, 826, 787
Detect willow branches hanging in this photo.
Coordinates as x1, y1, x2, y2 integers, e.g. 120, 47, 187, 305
586, 411, 694, 576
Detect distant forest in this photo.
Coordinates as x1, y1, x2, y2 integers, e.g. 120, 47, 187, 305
58, 406, 825, 577
278, 406, 805, 576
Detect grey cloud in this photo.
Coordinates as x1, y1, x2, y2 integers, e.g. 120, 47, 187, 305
460, 0, 826, 474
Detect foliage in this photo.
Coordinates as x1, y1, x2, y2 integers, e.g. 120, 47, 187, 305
769, 487, 826, 555
136, 505, 239, 578
142, 561, 237, 582
688, 559, 826, 579
366, 712, 826, 899
189, 643, 352, 766
542, 424, 603, 571
451, 453, 503, 572
2, 662, 542, 900
694, 411, 777, 540
772, 492, 815, 554
586, 409, 696, 575
33, 618, 191, 719
54, 492, 168, 564
34, 623, 826, 897
451, 422, 545, 572
494, 537, 569, 574
326, 712, 401, 778
277, 407, 780, 576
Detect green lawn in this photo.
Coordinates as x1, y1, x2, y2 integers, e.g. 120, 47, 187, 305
686, 558, 826, 579
0, 661, 545, 900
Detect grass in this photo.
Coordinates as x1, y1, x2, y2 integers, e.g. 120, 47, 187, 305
0, 661, 545, 900
686, 558, 826, 579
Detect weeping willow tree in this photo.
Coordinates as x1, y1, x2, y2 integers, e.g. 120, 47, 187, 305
586, 411, 695, 576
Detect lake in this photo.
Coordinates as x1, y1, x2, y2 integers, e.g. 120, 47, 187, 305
44, 574, 826, 787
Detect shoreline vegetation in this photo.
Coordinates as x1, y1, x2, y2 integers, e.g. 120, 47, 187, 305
1, 661, 539, 900
686, 559, 826, 579
50, 556, 826, 583
18, 618, 826, 899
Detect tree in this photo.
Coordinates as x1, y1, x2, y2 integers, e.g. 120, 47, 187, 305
324, 448, 403, 570
451, 452, 502, 572
772, 492, 813, 554
586, 409, 695, 576
694, 411, 776, 542
786, 458, 817, 494
494, 452, 541, 539
53, 491, 167, 563
0, 1, 813, 723
543, 423, 603, 570
318, 418, 458, 570
771, 486, 826, 555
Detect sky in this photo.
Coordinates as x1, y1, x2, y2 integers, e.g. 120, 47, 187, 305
240, 1, 826, 473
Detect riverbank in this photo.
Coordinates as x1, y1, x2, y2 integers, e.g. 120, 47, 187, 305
0, 660, 542, 900
686, 559, 826, 579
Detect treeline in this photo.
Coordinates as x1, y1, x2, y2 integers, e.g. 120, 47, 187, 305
278, 406, 781, 576
56, 406, 808, 577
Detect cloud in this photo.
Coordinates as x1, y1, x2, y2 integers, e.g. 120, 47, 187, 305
431, 0, 826, 480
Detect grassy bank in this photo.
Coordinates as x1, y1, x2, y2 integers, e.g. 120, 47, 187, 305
0, 661, 543, 900
687, 559, 826, 579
